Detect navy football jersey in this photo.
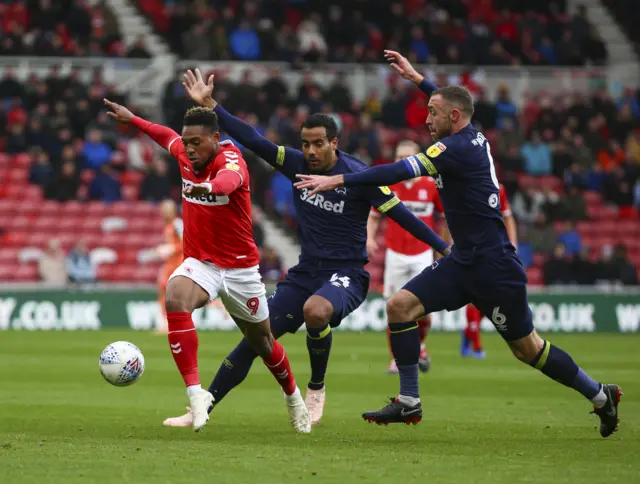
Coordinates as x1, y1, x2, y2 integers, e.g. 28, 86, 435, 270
275, 146, 399, 262
403, 124, 514, 263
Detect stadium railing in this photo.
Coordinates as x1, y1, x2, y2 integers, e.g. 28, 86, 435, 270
0, 283, 637, 333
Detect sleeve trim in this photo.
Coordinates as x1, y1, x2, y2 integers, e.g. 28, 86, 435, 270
377, 196, 401, 214
416, 153, 438, 175
276, 146, 285, 166
167, 137, 181, 153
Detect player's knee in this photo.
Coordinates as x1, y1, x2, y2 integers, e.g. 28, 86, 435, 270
510, 347, 528, 363
508, 332, 545, 363
303, 297, 333, 328
164, 292, 191, 313
386, 291, 422, 323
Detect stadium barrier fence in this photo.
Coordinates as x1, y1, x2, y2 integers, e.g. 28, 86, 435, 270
0, 286, 638, 332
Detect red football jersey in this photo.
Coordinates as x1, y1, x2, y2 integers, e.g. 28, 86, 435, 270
382, 177, 444, 255
499, 183, 511, 217
168, 138, 260, 268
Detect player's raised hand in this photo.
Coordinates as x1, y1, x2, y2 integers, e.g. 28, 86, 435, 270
383, 50, 424, 85
182, 183, 212, 197
294, 174, 344, 196
104, 99, 134, 123
183, 68, 216, 108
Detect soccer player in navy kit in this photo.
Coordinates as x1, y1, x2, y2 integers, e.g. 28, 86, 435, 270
296, 50, 622, 438
169, 69, 450, 427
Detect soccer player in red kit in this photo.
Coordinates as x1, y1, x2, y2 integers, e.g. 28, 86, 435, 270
367, 141, 444, 374
104, 99, 310, 433
461, 183, 517, 358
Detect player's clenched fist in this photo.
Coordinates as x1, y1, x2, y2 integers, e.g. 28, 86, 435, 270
104, 99, 135, 123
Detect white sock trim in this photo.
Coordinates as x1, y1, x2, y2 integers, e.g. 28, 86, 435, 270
591, 385, 607, 408
398, 394, 421, 406
187, 384, 203, 397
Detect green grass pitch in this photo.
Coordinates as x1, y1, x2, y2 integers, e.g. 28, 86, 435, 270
0, 331, 638, 484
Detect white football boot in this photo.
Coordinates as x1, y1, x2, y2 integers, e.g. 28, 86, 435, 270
305, 387, 326, 426
285, 387, 311, 433
190, 389, 214, 432
163, 407, 193, 428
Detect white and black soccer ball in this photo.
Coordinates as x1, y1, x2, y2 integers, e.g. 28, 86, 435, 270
99, 341, 145, 386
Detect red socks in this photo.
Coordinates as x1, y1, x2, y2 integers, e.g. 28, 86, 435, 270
167, 312, 200, 387
465, 304, 483, 351
263, 340, 297, 395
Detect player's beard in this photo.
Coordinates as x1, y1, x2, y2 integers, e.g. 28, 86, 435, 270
442, 119, 453, 138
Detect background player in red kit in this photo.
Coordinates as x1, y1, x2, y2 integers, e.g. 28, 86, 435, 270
367, 141, 444, 373
460, 183, 518, 358
103, 99, 310, 434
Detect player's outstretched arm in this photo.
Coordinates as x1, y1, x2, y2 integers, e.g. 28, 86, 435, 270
183, 69, 284, 167
295, 159, 416, 196
384, 50, 438, 96
104, 99, 180, 151
385, 202, 450, 256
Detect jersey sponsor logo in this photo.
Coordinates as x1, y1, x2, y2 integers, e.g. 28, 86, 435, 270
488, 193, 499, 208
181, 179, 230, 206
299, 188, 345, 214
403, 201, 434, 217
379, 186, 391, 195
416, 153, 438, 175
426, 142, 446, 158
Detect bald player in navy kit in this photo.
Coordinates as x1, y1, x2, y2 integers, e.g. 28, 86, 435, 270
296, 50, 622, 438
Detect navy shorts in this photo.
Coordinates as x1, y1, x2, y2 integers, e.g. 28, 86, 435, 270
267, 263, 370, 335
403, 253, 533, 341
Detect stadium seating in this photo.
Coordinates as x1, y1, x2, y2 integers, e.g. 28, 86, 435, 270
0, 151, 166, 282
137, 0, 608, 66
0, 1, 125, 57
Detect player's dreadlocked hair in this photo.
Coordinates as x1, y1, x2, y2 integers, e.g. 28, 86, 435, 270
301, 114, 339, 140
183, 106, 220, 132
434, 86, 474, 118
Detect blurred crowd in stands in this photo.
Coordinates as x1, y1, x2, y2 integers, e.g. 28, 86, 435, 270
37, 238, 97, 285
138, 0, 608, 66
0, 0, 152, 58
